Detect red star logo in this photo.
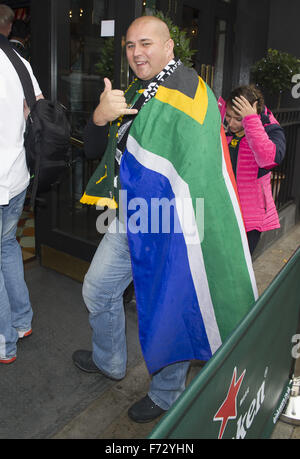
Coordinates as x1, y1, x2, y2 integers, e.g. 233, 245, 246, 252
213, 367, 246, 439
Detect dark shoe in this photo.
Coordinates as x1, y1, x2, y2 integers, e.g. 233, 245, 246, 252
128, 395, 167, 423
72, 350, 122, 380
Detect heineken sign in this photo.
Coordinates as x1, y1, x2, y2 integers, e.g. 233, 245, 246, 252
149, 248, 300, 439
214, 366, 268, 439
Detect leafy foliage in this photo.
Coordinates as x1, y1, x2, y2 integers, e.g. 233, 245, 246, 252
95, 37, 114, 82
153, 10, 196, 68
251, 49, 300, 108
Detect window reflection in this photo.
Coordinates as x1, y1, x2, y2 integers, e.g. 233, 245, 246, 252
53, 0, 116, 245
213, 19, 227, 99
182, 5, 200, 70
60, 0, 115, 139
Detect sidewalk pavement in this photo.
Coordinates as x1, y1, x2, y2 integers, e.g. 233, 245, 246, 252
52, 222, 300, 440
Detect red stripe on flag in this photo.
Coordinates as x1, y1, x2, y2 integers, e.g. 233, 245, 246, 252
220, 126, 243, 215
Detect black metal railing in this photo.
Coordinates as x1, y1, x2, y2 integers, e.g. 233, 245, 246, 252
271, 109, 300, 210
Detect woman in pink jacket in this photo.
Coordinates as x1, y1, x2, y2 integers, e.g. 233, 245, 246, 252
225, 85, 286, 255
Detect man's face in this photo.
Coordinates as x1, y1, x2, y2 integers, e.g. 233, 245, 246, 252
125, 19, 174, 81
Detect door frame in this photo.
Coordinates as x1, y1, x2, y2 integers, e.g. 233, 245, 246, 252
172, 0, 236, 98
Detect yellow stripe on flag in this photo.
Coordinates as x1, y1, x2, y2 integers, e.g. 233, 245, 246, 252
155, 77, 208, 125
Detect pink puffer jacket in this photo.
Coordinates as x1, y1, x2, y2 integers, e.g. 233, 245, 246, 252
226, 109, 284, 233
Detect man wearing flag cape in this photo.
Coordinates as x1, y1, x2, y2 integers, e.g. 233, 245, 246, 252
72, 16, 258, 423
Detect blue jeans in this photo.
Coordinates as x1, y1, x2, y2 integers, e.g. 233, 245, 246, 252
82, 219, 190, 410
0, 189, 33, 359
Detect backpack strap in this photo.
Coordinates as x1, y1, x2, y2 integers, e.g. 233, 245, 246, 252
0, 34, 36, 109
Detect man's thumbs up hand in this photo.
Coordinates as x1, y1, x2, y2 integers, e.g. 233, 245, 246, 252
93, 78, 138, 126
103, 77, 112, 92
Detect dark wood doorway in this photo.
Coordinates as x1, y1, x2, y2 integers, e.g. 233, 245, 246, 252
173, 0, 236, 99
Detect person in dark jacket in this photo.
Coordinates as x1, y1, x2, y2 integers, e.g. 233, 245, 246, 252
9, 19, 30, 60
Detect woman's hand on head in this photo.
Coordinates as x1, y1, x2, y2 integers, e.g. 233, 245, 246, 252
232, 96, 258, 119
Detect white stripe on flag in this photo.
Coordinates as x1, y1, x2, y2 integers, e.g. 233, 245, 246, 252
126, 134, 222, 354
220, 135, 259, 300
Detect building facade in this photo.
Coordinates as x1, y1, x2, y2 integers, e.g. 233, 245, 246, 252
1, 0, 300, 278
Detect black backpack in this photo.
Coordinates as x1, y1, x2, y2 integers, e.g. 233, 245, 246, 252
0, 35, 71, 206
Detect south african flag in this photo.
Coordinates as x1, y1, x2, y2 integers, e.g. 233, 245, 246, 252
120, 65, 258, 374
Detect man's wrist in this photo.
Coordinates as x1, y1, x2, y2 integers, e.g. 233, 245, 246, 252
93, 108, 109, 126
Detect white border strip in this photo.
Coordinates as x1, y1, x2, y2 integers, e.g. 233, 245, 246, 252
220, 135, 259, 300
126, 134, 222, 354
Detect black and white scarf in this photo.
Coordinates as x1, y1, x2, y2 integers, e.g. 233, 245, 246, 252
114, 58, 182, 188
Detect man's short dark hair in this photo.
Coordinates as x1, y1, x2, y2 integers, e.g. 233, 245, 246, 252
11, 19, 29, 39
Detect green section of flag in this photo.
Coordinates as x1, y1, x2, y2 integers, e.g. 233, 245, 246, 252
130, 79, 255, 340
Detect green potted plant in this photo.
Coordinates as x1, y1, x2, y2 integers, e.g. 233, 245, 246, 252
153, 10, 196, 68
94, 37, 115, 82
251, 48, 300, 109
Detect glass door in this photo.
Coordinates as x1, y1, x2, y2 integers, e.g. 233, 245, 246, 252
35, 0, 135, 279
59, 0, 116, 137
